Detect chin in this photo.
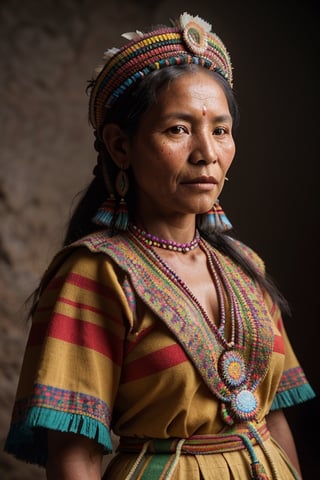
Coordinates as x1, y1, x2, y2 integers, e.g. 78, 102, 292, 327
196, 203, 216, 215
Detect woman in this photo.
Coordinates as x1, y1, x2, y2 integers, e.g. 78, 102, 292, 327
5, 12, 315, 480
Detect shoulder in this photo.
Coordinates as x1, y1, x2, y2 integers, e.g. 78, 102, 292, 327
46, 246, 114, 281
39, 232, 126, 295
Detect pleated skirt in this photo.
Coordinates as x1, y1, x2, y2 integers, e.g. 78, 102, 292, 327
102, 437, 300, 479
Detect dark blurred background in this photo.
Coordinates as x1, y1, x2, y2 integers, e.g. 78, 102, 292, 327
0, 0, 319, 478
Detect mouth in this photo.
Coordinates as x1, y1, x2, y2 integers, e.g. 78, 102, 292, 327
181, 175, 218, 185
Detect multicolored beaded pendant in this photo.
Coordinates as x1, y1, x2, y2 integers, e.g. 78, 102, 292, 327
218, 350, 246, 388
217, 350, 260, 423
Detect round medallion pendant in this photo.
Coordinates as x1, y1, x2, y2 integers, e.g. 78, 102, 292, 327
218, 350, 246, 388
231, 389, 259, 421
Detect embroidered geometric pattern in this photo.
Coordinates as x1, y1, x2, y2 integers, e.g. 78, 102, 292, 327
277, 366, 309, 392
12, 383, 111, 427
217, 248, 274, 390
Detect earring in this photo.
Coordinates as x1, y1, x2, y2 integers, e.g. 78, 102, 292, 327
197, 200, 232, 234
92, 159, 129, 230
92, 155, 117, 228
114, 168, 129, 231
92, 193, 116, 227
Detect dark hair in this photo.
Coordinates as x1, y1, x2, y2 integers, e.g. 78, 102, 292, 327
100, 64, 239, 137
63, 65, 288, 314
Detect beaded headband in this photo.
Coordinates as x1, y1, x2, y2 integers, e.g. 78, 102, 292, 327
89, 12, 233, 132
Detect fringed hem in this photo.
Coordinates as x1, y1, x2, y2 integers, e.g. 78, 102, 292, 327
4, 406, 113, 466
270, 383, 316, 411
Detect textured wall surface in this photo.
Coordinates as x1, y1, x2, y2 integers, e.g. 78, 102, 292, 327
1, 1, 319, 479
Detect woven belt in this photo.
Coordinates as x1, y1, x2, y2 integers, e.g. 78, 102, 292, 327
119, 420, 270, 456
116, 420, 292, 480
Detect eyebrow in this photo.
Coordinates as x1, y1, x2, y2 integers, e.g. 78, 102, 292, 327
160, 112, 232, 123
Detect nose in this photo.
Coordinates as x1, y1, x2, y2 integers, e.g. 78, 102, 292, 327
189, 132, 218, 165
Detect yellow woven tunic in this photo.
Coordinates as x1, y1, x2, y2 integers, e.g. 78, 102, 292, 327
4, 231, 315, 479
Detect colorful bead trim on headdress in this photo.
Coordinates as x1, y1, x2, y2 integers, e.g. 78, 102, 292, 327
89, 12, 233, 131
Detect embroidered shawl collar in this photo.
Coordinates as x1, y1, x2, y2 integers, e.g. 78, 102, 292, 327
46, 231, 274, 401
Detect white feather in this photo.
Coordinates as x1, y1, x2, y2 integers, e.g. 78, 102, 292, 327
102, 48, 120, 62
179, 12, 212, 32
121, 30, 144, 41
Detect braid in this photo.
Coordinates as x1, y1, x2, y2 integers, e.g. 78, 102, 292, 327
63, 131, 108, 246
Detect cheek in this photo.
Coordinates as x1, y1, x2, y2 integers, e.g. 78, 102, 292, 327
148, 144, 183, 176
158, 141, 181, 162
130, 150, 170, 188
222, 142, 236, 170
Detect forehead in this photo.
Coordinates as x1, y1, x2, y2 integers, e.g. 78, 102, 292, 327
153, 70, 229, 113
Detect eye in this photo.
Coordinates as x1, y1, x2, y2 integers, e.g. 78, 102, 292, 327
168, 125, 188, 135
213, 126, 228, 136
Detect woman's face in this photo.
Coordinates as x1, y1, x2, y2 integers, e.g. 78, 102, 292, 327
126, 70, 236, 225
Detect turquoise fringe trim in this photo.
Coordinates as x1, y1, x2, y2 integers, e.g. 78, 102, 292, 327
4, 406, 113, 466
271, 383, 316, 411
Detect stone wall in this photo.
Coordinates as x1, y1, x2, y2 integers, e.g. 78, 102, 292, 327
1, 1, 318, 478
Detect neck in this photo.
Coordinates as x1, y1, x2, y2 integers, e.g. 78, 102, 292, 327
129, 221, 200, 254
132, 215, 197, 245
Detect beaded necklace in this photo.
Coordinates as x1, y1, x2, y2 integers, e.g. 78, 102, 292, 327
129, 224, 200, 253
199, 240, 258, 424
151, 239, 238, 349
129, 229, 264, 425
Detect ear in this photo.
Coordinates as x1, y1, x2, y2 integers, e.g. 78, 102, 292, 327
102, 124, 131, 168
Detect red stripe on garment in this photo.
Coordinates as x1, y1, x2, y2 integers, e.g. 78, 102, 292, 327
29, 312, 123, 365
269, 302, 277, 316
121, 343, 188, 383
276, 316, 283, 332
273, 334, 285, 354
48, 272, 113, 299
28, 296, 121, 344
58, 296, 123, 325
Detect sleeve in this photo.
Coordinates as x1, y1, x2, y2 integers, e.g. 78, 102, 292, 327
267, 298, 316, 411
4, 247, 133, 466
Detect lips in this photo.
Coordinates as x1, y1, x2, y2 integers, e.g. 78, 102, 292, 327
181, 175, 218, 185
